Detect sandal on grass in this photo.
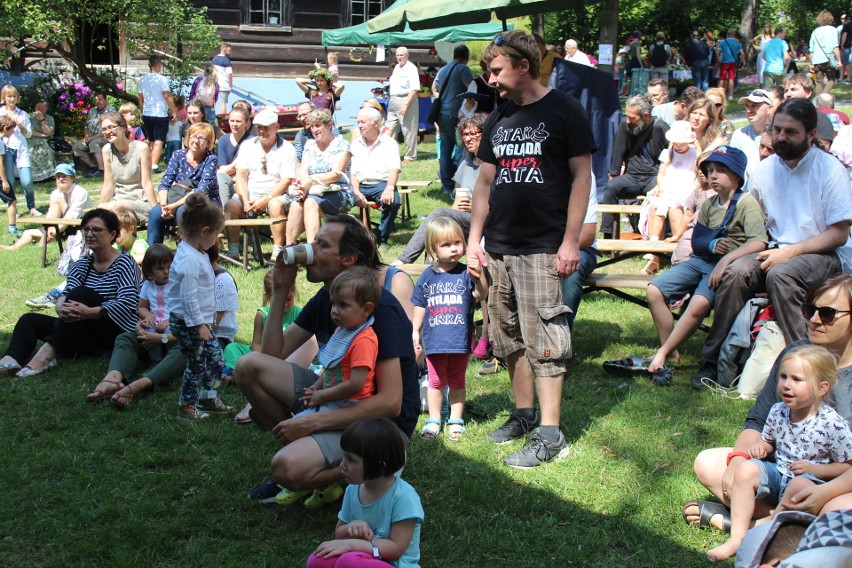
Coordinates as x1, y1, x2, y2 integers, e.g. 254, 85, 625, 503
602, 356, 651, 376
111, 384, 138, 410
682, 500, 731, 533
641, 257, 660, 275
420, 418, 442, 440
15, 359, 58, 378
0, 360, 22, 376
650, 366, 673, 386
447, 418, 465, 442
86, 377, 125, 402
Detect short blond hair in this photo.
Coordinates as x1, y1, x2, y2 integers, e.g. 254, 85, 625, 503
184, 122, 215, 151
779, 345, 839, 413
424, 217, 465, 263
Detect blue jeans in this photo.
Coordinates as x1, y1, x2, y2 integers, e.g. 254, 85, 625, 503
437, 113, 460, 192
147, 203, 185, 245
561, 248, 598, 330
691, 58, 710, 91
4, 148, 35, 210
359, 181, 400, 243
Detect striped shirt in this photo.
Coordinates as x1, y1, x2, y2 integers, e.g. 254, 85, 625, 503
64, 253, 141, 333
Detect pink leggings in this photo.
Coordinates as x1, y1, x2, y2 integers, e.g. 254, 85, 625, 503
307, 551, 393, 567
426, 352, 469, 390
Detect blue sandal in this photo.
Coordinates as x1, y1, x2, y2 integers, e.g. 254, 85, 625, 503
650, 366, 673, 386
447, 418, 466, 442
602, 356, 651, 376
420, 418, 442, 440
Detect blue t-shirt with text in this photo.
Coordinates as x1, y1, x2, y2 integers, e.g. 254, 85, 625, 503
411, 263, 474, 356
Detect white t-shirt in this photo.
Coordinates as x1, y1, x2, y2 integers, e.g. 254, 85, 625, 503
235, 136, 297, 201
567, 50, 593, 67
389, 61, 420, 97
51, 183, 93, 219
750, 146, 852, 270
350, 133, 401, 186
0, 107, 31, 167
138, 72, 171, 117
810, 25, 840, 65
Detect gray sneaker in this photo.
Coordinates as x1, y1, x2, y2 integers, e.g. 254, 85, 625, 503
197, 397, 234, 413
25, 292, 57, 310
505, 431, 570, 469
486, 412, 539, 444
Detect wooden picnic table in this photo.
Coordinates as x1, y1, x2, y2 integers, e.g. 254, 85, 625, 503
219, 217, 285, 271
17, 217, 83, 268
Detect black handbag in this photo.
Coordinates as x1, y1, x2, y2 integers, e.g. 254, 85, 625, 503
426, 62, 461, 124
167, 178, 197, 204
692, 190, 742, 258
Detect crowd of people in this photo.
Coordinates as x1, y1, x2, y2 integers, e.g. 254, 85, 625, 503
4, 26, 852, 565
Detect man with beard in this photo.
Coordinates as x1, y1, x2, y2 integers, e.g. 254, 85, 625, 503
690, 98, 852, 389
601, 94, 669, 238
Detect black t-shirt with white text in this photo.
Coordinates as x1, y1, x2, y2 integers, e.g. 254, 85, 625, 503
476, 89, 596, 255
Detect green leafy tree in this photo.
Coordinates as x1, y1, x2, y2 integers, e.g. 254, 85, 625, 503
0, 0, 219, 103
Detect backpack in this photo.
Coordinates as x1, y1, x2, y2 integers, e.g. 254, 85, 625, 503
650, 43, 669, 67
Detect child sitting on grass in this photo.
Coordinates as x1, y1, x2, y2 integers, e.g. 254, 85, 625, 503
276, 266, 381, 509
706, 345, 852, 562
644, 146, 768, 385
306, 417, 424, 568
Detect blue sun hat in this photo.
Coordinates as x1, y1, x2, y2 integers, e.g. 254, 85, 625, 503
699, 145, 747, 187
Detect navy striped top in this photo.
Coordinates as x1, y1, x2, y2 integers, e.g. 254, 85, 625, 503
64, 252, 141, 333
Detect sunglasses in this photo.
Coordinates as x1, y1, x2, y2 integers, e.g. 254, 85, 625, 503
493, 34, 529, 60
261, 156, 268, 175
802, 303, 852, 324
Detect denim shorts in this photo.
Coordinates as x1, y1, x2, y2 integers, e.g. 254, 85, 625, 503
752, 458, 825, 505
650, 255, 718, 305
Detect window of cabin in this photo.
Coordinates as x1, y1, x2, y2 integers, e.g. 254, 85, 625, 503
248, 0, 285, 25
350, 0, 386, 26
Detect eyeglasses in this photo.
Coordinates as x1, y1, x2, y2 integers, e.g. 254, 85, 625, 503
260, 156, 268, 175
802, 303, 852, 324
461, 130, 482, 139
493, 34, 529, 60
189, 135, 208, 143
297, 113, 309, 120
101, 124, 122, 133
81, 226, 107, 236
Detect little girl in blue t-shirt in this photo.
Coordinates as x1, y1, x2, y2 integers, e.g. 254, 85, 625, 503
412, 217, 486, 441
307, 417, 424, 568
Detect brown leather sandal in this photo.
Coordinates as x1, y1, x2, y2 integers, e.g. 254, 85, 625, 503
86, 376, 124, 402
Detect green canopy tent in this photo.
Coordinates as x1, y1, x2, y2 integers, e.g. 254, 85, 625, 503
322, 0, 510, 46
366, 0, 568, 33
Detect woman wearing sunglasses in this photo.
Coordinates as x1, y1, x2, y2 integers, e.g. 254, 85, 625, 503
684, 273, 852, 531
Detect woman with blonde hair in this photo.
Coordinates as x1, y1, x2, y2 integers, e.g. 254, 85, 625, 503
0, 84, 37, 217
147, 122, 219, 245
810, 10, 842, 94
687, 98, 724, 152
189, 65, 219, 128
704, 87, 735, 143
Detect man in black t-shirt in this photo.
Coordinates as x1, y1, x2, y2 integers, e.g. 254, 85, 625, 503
468, 30, 595, 469
238, 215, 419, 503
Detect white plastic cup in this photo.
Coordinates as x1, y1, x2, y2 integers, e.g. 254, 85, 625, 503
455, 188, 472, 200
281, 243, 314, 265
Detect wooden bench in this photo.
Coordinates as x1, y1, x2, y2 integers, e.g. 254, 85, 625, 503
597, 203, 645, 239
595, 238, 677, 269
219, 217, 285, 271
17, 217, 82, 268
583, 271, 708, 332
358, 180, 431, 230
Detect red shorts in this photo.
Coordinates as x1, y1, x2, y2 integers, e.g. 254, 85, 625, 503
426, 353, 468, 390
719, 62, 737, 80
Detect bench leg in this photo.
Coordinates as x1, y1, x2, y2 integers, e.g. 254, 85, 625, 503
40, 228, 48, 269
242, 230, 249, 271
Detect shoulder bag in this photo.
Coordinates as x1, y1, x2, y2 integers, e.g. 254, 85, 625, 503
691, 190, 742, 258
427, 62, 461, 124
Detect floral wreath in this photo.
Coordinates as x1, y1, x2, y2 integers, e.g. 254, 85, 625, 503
308, 69, 334, 83
348, 45, 375, 63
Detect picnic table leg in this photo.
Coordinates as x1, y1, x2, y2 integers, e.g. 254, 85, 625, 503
250, 228, 263, 265
40, 227, 48, 269
241, 230, 249, 271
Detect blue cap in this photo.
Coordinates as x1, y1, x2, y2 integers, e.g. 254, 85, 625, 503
54, 163, 76, 177
699, 146, 747, 186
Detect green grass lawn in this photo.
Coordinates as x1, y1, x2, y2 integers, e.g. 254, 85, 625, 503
0, 137, 766, 567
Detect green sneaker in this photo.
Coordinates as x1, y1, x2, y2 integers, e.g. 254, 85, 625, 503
303, 483, 344, 509
275, 488, 312, 506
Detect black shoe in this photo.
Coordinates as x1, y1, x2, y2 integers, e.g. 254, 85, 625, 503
690, 362, 717, 390
486, 412, 539, 444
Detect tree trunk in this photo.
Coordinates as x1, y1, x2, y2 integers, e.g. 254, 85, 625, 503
531, 14, 544, 39
598, 0, 619, 74
739, 0, 760, 64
